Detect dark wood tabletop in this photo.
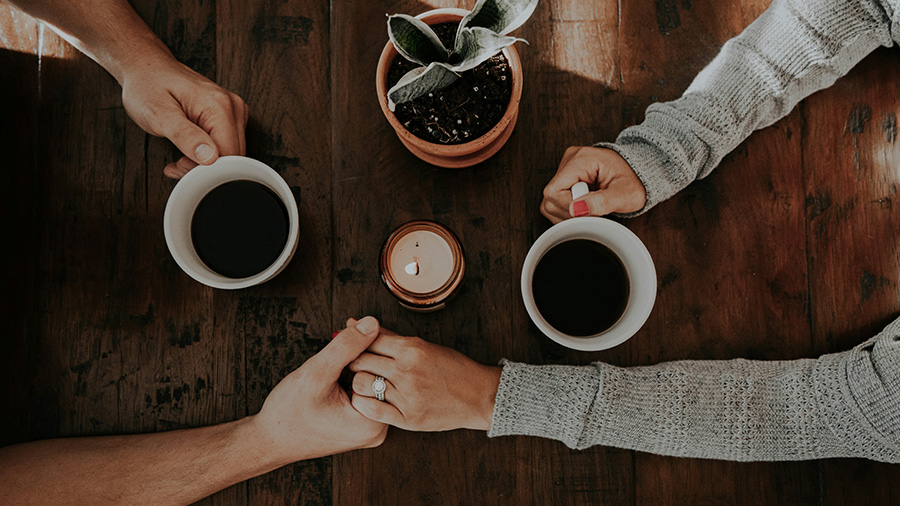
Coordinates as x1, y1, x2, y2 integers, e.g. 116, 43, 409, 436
2, 0, 899, 504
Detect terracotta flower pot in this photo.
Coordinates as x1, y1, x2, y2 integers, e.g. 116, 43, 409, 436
376, 8, 524, 169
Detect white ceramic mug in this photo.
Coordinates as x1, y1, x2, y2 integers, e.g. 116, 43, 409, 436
521, 217, 656, 351
163, 156, 300, 289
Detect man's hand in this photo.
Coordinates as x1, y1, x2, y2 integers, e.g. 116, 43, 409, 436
250, 316, 389, 464
7, 0, 250, 180
541, 146, 647, 223
347, 322, 502, 432
119, 51, 249, 179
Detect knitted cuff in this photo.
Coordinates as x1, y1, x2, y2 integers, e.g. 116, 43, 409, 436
593, 141, 669, 218
596, 100, 724, 218
487, 360, 601, 449
813, 317, 900, 463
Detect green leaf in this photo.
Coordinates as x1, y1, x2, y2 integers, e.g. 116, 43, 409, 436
387, 62, 460, 110
451, 27, 522, 72
458, 0, 539, 36
387, 14, 450, 66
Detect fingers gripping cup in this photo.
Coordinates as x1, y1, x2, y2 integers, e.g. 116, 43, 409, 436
164, 156, 300, 289
521, 216, 656, 351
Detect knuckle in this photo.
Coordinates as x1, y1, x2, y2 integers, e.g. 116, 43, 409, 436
540, 203, 550, 219
209, 91, 234, 111
371, 402, 391, 421
333, 338, 356, 357
170, 123, 199, 145
129, 103, 162, 132
351, 396, 371, 416
590, 194, 607, 215
134, 104, 160, 126
351, 373, 367, 393
403, 339, 427, 362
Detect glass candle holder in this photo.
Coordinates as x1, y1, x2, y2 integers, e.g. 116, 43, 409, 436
379, 220, 465, 312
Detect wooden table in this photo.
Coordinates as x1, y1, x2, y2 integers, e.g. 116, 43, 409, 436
2, 0, 899, 504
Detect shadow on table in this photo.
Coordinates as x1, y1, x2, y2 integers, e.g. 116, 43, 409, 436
0, 48, 41, 446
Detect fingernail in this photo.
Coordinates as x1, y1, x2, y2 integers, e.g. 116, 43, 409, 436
331, 331, 340, 339
194, 144, 215, 163
572, 200, 589, 217
355, 316, 377, 335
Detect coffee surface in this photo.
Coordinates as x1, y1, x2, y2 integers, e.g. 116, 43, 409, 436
532, 239, 629, 337
191, 180, 289, 279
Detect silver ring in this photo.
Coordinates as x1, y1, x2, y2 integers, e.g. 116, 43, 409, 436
372, 376, 387, 402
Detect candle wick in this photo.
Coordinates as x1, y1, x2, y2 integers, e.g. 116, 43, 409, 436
405, 260, 419, 276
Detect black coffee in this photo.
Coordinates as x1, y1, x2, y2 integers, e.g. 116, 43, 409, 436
191, 180, 289, 279
532, 239, 629, 337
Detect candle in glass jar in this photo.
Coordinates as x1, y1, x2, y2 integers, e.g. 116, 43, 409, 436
380, 220, 465, 311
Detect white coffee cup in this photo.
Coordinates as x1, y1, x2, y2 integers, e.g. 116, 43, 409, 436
520, 217, 656, 351
163, 156, 300, 289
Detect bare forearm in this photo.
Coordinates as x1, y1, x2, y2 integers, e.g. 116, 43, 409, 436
6, 0, 172, 82
0, 416, 282, 506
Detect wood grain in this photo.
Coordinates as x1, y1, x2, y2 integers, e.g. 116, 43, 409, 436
215, 0, 334, 502
801, 47, 900, 506
618, 0, 819, 504
2, 0, 899, 504
25, 0, 246, 504
331, 1, 528, 503
0, 3, 39, 447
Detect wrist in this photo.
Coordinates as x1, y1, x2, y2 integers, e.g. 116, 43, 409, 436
107, 41, 177, 85
467, 365, 502, 431
231, 415, 292, 473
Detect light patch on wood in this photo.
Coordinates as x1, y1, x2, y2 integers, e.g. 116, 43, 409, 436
0, 5, 74, 58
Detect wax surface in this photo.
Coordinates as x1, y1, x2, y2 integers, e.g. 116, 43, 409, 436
389, 230, 454, 293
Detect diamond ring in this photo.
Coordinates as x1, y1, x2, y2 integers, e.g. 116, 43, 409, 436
372, 376, 387, 402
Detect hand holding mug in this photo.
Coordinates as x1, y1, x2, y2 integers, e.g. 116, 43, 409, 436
118, 49, 249, 179
541, 146, 647, 223
346, 321, 502, 432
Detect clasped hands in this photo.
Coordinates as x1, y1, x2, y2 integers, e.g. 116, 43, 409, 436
248, 316, 503, 465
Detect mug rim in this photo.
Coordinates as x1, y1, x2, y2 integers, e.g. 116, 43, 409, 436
163, 156, 300, 289
520, 217, 656, 351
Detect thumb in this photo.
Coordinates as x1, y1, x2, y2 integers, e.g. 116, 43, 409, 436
158, 112, 220, 166
308, 316, 380, 382
570, 189, 628, 218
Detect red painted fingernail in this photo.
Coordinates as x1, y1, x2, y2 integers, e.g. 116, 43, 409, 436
331, 331, 340, 339
572, 200, 589, 217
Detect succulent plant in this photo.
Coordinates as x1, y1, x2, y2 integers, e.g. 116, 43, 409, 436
386, 0, 539, 111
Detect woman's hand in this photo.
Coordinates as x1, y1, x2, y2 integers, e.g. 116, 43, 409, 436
347, 323, 502, 432
118, 50, 249, 179
249, 316, 389, 465
541, 146, 647, 223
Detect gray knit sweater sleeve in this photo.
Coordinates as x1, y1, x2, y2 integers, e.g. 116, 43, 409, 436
601, 0, 899, 215
488, 317, 900, 462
